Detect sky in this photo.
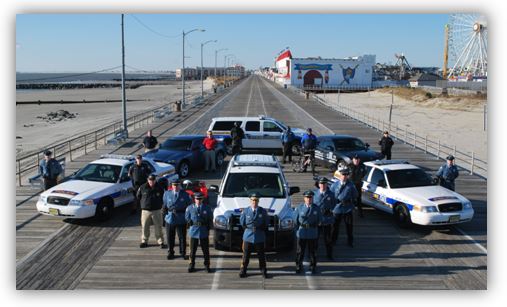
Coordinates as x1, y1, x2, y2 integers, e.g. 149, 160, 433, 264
16, 14, 451, 72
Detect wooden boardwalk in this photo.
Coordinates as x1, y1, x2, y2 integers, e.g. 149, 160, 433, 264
16, 76, 487, 290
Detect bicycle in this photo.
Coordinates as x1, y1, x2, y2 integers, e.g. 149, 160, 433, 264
291, 149, 316, 175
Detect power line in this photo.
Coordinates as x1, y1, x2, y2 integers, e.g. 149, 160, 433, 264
128, 14, 182, 39
16, 66, 123, 82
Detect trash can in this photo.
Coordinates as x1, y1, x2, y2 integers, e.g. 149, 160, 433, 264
305, 92, 310, 100
213, 87, 217, 94
173, 100, 182, 112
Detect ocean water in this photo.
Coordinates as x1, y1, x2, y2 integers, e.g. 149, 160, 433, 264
16, 72, 176, 84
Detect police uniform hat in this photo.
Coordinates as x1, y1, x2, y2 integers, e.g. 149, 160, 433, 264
338, 165, 351, 175
44, 150, 52, 156
194, 192, 205, 199
446, 155, 455, 161
135, 154, 142, 159
147, 174, 157, 180
352, 154, 360, 160
318, 177, 329, 184
303, 190, 315, 197
307, 128, 312, 132
249, 192, 261, 200
171, 179, 181, 185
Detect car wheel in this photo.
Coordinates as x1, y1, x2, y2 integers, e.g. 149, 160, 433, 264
95, 198, 113, 221
394, 204, 412, 228
178, 161, 190, 178
290, 143, 301, 156
216, 151, 225, 167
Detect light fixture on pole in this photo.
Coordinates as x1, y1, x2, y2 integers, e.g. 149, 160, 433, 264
215, 48, 228, 77
201, 39, 217, 98
182, 28, 205, 106
224, 53, 233, 84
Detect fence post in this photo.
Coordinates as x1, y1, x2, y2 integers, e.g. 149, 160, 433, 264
453, 145, 456, 157
68, 141, 72, 161
425, 135, 427, 153
95, 131, 98, 149
18, 160, 22, 187
414, 131, 417, 148
84, 135, 87, 154
437, 139, 440, 159
405, 128, 408, 144
471, 151, 475, 175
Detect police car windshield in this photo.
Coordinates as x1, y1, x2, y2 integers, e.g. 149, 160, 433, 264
222, 173, 286, 198
74, 164, 122, 183
275, 120, 287, 130
161, 139, 192, 151
386, 169, 434, 188
333, 138, 365, 151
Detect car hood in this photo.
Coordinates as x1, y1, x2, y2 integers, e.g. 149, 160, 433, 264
391, 185, 468, 206
144, 149, 186, 163
291, 128, 306, 137
43, 180, 114, 200
337, 149, 383, 162
215, 197, 291, 217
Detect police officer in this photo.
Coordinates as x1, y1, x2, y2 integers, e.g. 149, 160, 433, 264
281, 126, 295, 164
239, 193, 269, 278
129, 155, 151, 214
293, 190, 322, 274
230, 121, 245, 155
312, 177, 335, 260
39, 150, 63, 190
349, 155, 367, 218
163, 179, 192, 260
331, 166, 358, 248
142, 130, 158, 152
436, 155, 459, 191
137, 174, 166, 249
300, 128, 318, 172
185, 192, 213, 273
378, 131, 394, 160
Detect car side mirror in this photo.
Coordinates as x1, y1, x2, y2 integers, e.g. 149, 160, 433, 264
378, 179, 387, 188
209, 185, 219, 193
289, 186, 300, 195
365, 143, 370, 148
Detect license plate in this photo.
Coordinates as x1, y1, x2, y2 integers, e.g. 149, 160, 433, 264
268, 226, 274, 231
48, 208, 60, 216
449, 215, 460, 223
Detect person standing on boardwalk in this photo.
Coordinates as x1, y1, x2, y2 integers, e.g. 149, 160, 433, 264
312, 177, 336, 260
129, 154, 151, 215
378, 131, 394, 160
230, 121, 245, 155
331, 166, 358, 248
163, 179, 192, 260
436, 155, 459, 191
185, 192, 213, 273
239, 193, 269, 279
143, 130, 159, 152
349, 155, 367, 218
202, 130, 217, 172
137, 174, 166, 249
293, 190, 322, 274
39, 150, 62, 190
281, 126, 295, 164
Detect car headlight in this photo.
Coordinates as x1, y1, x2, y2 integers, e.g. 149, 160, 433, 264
280, 217, 294, 230
463, 201, 473, 210
413, 205, 438, 213
69, 199, 95, 206
167, 160, 176, 165
214, 215, 228, 229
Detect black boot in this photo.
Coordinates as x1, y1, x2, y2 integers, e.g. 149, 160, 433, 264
205, 265, 212, 273
239, 269, 247, 278
188, 264, 195, 273
295, 264, 303, 274
262, 269, 270, 279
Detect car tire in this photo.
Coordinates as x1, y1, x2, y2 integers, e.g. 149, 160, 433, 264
178, 161, 190, 178
394, 204, 412, 228
95, 198, 114, 221
291, 143, 301, 156
216, 151, 225, 167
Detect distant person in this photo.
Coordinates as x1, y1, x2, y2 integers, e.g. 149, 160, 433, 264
300, 128, 317, 172
349, 155, 367, 218
281, 126, 295, 164
378, 131, 394, 160
185, 192, 213, 273
137, 174, 166, 249
39, 150, 63, 190
163, 179, 192, 260
230, 121, 245, 155
436, 155, 459, 191
202, 130, 217, 172
143, 130, 158, 152
128, 155, 151, 215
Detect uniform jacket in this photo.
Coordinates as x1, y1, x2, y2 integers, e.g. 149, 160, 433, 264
163, 189, 192, 225
185, 203, 213, 239
349, 163, 367, 185
137, 182, 165, 211
312, 188, 335, 225
301, 133, 317, 150
129, 163, 151, 186
378, 136, 394, 151
281, 130, 295, 144
230, 126, 245, 145
39, 159, 62, 179
333, 180, 358, 214
240, 206, 269, 244
436, 163, 459, 190
143, 135, 158, 149
293, 203, 321, 239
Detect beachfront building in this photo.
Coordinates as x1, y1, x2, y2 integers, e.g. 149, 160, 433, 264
274, 49, 376, 89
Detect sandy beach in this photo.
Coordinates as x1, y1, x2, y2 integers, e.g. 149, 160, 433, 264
16, 80, 213, 155
316, 89, 487, 162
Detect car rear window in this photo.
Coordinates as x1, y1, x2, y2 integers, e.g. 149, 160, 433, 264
212, 121, 237, 131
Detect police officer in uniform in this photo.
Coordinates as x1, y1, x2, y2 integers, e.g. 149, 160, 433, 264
312, 177, 335, 260
331, 166, 358, 248
349, 155, 367, 218
239, 193, 269, 278
137, 174, 166, 249
436, 155, 459, 191
39, 150, 63, 190
230, 121, 245, 155
163, 179, 192, 260
142, 130, 159, 152
129, 155, 151, 215
300, 128, 317, 172
378, 131, 394, 160
185, 192, 213, 273
281, 126, 295, 164
293, 190, 322, 274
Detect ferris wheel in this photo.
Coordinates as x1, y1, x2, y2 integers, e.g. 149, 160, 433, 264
447, 14, 488, 78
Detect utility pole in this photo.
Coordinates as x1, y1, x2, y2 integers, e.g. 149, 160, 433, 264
121, 14, 128, 138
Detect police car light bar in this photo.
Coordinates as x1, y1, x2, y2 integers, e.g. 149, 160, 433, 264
370, 159, 409, 166
100, 154, 136, 161
232, 155, 279, 167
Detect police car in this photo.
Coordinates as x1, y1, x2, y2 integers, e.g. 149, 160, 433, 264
209, 154, 300, 251
36, 154, 178, 220
333, 160, 474, 227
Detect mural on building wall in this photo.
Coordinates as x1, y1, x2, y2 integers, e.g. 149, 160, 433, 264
294, 63, 333, 83
339, 64, 360, 85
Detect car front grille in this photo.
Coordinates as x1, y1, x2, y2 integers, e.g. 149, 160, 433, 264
47, 196, 71, 206
229, 214, 277, 229
438, 202, 463, 212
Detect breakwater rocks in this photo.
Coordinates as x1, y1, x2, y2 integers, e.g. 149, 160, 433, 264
36, 110, 78, 123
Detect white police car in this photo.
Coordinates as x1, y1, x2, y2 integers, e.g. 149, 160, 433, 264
36, 154, 178, 220
209, 154, 300, 251
333, 160, 474, 227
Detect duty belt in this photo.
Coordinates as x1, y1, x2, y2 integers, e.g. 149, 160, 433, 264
300, 224, 316, 229
194, 222, 205, 227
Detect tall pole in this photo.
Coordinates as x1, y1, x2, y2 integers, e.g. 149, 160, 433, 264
201, 40, 217, 98
182, 30, 185, 106
443, 24, 449, 80
121, 14, 128, 138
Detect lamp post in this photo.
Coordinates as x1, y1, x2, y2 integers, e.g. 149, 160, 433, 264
224, 54, 233, 85
201, 40, 217, 98
215, 48, 228, 77
182, 28, 205, 106
120, 14, 128, 138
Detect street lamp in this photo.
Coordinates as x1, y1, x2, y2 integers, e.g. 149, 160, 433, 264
224, 53, 234, 84
182, 28, 205, 106
201, 40, 217, 98
215, 48, 228, 77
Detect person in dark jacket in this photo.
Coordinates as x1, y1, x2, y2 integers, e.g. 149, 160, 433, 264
300, 128, 317, 172
378, 131, 394, 160
39, 150, 63, 190
281, 126, 295, 163
436, 155, 460, 191
185, 192, 213, 273
143, 130, 159, 152
331, 166, 358, 248
163, 179, 192, 259
312, 177, 335, 260
349, 155, 367, 217
137, 174, 166, 249
239, 193, 270, 278
230, 122, 245, 155
128, 155, 151, 214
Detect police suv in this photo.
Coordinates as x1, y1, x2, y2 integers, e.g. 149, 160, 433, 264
336, 160, 474, 227
208, 116, 306, 155
209, 154, 300, 251
36, 154, 178, 220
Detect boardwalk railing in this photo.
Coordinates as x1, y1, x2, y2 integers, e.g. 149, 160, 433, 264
289, 86, 487, 179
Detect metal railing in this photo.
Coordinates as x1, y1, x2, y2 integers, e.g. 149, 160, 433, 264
289, 86, 487, 178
